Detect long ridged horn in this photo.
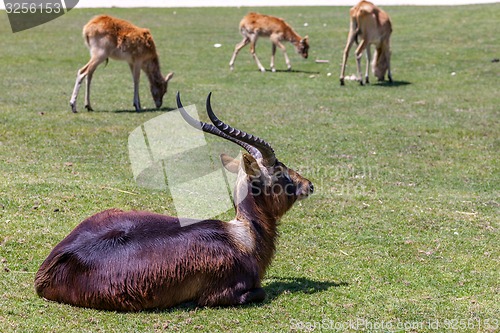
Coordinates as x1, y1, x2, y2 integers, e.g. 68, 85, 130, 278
205, 92, 276, 166
176, 92, 261, 158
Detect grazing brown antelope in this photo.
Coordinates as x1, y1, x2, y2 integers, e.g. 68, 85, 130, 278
35, 92, 314, 311
339, 1, 392, 86
69, 15, 174, 112
229, 12, 309, 72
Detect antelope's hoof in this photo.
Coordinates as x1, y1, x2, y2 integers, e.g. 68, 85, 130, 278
70, 103, 77, 113
360, 80, 364, 86
259, 68, 266, 73
85, 105, 94, 112
340, 78, 345, 86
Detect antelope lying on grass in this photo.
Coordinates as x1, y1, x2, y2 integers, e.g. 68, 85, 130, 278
229, 12, 309, 72
35, 92, 314, 311
69, 15, 174, 112
339, 1, 392, 85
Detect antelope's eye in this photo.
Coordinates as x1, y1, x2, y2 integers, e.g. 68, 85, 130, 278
282, 171, 292, 183
276, 167, 292, 183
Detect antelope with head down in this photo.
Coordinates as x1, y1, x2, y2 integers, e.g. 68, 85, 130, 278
339, 1, 392, 86
69, 15, 174, 113
35, 93, 314, 311
229, 12, 309, 72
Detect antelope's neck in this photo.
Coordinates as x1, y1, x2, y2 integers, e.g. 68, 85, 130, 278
285, 29, 301, 45
144, 57, 164, 87
234, 200, 279, 278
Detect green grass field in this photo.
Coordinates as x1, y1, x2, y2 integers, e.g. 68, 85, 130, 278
0, 4, 499, 332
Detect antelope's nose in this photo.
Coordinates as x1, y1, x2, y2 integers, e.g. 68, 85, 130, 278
297, 181, 314, 200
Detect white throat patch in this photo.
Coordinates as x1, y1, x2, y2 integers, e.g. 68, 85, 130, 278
227, 219, 255, 253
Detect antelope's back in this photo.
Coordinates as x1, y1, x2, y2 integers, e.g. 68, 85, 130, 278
240, 12, 289, 36
34, 209, 240, 310
82, 15, 156, 56
83, 15, 141, 37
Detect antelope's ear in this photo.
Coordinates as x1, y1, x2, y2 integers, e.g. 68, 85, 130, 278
165, 72, 174, 82
302, 36, 309, 43
220, 153, 240, 173
242, 153, 261, 178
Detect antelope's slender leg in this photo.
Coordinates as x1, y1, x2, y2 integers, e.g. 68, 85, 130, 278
364, 44, 371, 84
354, 39, 367, 86
84, 69, 94, 111
70, 68, 86, 113
229, 36, 250, 71
270, 43, 276, 72
70, 53, 107, 113
249, 35, 266, 72
340, 21, 358, 85
129, 62, 142, 111
386, 46, 393, 82
270, 36, 291, 71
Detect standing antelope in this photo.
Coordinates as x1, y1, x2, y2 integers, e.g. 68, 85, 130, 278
339, 1, 392, 86
35, 92, 314, 311
229, 12, 309, 72
69, 15, 174, 113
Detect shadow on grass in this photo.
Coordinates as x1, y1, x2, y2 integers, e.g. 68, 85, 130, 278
159, 276, 347, 312
263, 276, 348, 302
374, 80, 411, 87
270, 69, 321, 74
112, 106, 178, 113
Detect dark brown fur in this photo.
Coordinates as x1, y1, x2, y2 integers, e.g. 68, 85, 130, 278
35, 210, 265, 311
35, 97, 313, 311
